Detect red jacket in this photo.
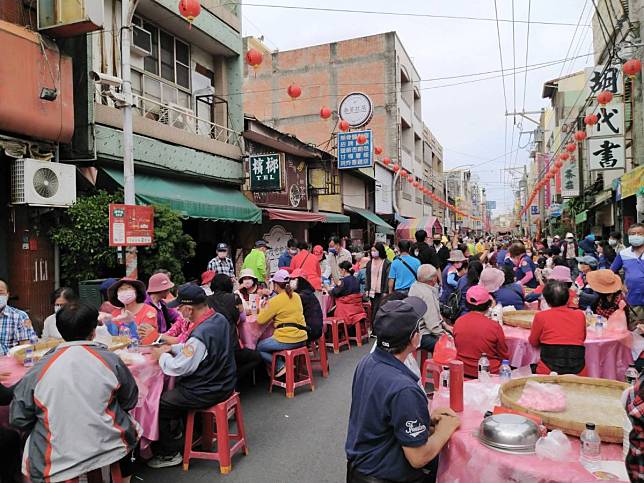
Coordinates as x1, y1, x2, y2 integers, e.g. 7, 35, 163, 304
453, 311, 510, 378
289, 250, 322, 290
334, 293, 366, 326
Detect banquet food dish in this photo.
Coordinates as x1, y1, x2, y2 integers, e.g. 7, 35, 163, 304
500, 376, 628, 443
477, 413, 540, 454
502, 310, 538, 329
13, 336, 131, 363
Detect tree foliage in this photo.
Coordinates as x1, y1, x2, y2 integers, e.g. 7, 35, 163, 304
51, 191, 195, 288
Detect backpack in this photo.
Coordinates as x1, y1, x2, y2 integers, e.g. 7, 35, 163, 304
440, 289, 462, 322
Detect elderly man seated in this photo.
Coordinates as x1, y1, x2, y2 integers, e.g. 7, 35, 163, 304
408, 264, 445, 353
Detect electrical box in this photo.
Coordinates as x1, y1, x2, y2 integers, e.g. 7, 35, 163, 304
37, 0, 103, 37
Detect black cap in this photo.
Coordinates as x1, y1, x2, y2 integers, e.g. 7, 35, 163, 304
216, 242, 229, 251
373, 297, 427, 349
255, 240, 271, 249
167, 283, 207, 308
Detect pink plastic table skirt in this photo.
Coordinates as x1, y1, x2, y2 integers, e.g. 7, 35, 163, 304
0, 352, 165, 449
503, 325, 633, 380
238, 314, 274, 350
432, 383, 627, 483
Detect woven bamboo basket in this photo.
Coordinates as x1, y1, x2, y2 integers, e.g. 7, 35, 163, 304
499, 375, 629, 443
13, 339, 61, 363
108, 336, 131, 351
502, 310, 538, 329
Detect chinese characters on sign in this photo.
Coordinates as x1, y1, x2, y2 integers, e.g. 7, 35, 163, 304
109, 204, 154, 247
249, 153, 283, 191
588, 137, 625, 171
337, 130, 373, 169
589, 65, 622, 95
561, 157, 580, 198
586, 102, 624, 137
530, 205, 540, 215
338, 92, 374, 127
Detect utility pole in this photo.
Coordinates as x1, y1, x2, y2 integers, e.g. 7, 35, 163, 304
122, 0, 138, 279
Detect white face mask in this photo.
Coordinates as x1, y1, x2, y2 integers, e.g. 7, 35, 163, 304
289, 279, 298, 290
217, 251, 228, 259
0, 295, 7, 310
201, 285, 213, 296
371, 251, 379, 258
54, 304, 64, 313
117, 289, 137, 305
629, 234, 644, 247
242, 279, 255, 289
608, 239, 617, 247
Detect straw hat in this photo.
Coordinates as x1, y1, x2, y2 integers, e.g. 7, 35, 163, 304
447, 250, 467, 262
586, 269, 622, 294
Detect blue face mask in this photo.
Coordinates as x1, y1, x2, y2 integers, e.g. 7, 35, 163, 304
628, 234, 644, 247
329, 248, 337, 255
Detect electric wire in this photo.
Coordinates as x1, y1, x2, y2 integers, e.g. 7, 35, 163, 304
559, 0, 588, 77
522, 0, 532, 112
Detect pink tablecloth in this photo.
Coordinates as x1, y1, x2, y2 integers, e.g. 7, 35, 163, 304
503, 325, 633, 380
432, 382, 628, 483
238, 314, 274, 350
0, 353, 164, 446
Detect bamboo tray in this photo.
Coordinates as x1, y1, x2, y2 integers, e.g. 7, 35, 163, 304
13, 337, 131, 363
502, 310, 538, 329
499, 375, 629, 443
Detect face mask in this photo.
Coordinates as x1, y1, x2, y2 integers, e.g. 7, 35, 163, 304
242, 279, 255, 289
0, 295, 7, 310
289, 280, 298, 290
54, 304, 63, 313
117, 289, 137, 305
608, 239, 617, 247
289, 249, 298, 256
629, 235, 644, 247
566, 238, 573, 242
329, 248, 337, 255
578, 264, 585, 272
371, 251, 379, 258
217, 251, 227, 259
201, 285, 213, 296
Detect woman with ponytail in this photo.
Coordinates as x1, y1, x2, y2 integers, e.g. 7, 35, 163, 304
256, 269, 308, 378
329, 261, 361, 297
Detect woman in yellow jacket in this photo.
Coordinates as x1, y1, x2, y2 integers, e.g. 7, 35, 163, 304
256, 269, 309, 377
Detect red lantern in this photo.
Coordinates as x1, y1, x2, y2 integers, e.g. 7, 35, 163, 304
339, 119, 350, 132
565, 143, 577, 153
413, 181, 420, 188
374, 146, 383, 155
584, 114, 599, 126
574, 130, 587, 142
555, 159, 564, 168
356, 134, 368, 145
392, 164, 400, 172
320, 106, 332, 119
400, 169, 408, 177
382, 157, 391, 166
407, 175, 414, 183
245, 49, 263, 70
287, 83, 302, 100
549, 166, 557, 175
597, 90, 613, 106
624, 58, 642, 78
178, 0, 201, 27
560, 152, 570, 161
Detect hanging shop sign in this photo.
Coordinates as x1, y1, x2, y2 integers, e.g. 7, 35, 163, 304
337, 130, 373, 169
249, 153, 284, 191
253, 157, 308, 209
619, 165, 644, 200
530, 205, 540, 215
561, 157, 580, 198
589, 64, 623, 96
575, 210, 588, 224
549, 203, 562, 218
109, 204, 154, 247
586, 100, 624, 137
588, 136, 625, 171
338, 92, 373, 128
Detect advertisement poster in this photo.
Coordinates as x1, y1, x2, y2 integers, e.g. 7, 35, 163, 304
109, 204, 154, 247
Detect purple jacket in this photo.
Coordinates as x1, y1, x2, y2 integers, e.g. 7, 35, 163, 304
145, 295, 181, 333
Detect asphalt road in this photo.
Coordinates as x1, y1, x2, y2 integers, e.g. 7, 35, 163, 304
133, 342, 372, 483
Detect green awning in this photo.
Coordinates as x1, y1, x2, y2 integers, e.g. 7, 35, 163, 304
103, 168, 261, 223
344, 205, 395, 234
320, 211, 350, 224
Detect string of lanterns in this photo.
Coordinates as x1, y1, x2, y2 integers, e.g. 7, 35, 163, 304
517, 58, 641, 223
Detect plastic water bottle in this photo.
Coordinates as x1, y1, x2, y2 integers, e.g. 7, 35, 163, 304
489, 303, 503, 323
585, 307, 594, 326
119, 325, 131, 349
594, 316, 605, 337
625, 364, 639, 385
478, 353, 490, 382
499, 360, 512, 383
580, 422, 601, 471
440, 366, 450, 393
23, 346, 34, 368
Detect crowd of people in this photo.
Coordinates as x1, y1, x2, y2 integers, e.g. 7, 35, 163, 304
0, 222, 643, 481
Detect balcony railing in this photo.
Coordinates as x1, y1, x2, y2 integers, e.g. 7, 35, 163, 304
95, 87, 240, 146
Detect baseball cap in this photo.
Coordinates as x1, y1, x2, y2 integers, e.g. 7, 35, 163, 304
270, 269, 290, 283
201, 270, 216, 286
255, 240, 271, 249
167, 284, 207, 308
575, 255, 598, 267
216, 243, 228, 251
465, 285, 492, 306
374, 297, 427, 349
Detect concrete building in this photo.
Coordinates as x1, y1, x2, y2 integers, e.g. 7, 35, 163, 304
243, 32, 437, 220
423, 125, 445, 225
445, 168, 472, 234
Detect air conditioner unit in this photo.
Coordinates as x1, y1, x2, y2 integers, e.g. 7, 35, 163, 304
11, 158, 76, 207
131, 24, 152, 57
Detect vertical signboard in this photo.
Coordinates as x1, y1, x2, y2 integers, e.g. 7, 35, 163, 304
109, 204, 154, 246
249, 153, 284, 191
337, 130, 373, 169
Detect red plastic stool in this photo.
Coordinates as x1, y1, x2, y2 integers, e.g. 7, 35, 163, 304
182, 392, 248, 474
419, 349, 430, 370
308, 332, 329, 377
420, 358, 443, 391
65, 462, 122, 482
323, 317, 350, 353
347, 317, 369, 347
269, 346, 315, 398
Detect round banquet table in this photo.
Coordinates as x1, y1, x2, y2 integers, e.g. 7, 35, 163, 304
503, 325, 633, 381
0, 351, 165, 450
237, 313, 274, 350
432, 381, 628, 483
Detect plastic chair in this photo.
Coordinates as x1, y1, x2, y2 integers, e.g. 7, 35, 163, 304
269, 346, 315, 398
182, 392, 248, 474
308, 332, 329, 377
323, 317, 350, 353
420, 358, 443, 391
347, 317, 369, 347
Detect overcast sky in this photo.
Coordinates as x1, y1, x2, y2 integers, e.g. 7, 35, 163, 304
242, 0, 593, 214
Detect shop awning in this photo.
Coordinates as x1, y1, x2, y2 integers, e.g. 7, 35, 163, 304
103, 168, 261, 223
344, 205, 394, 234
396, 216, 443, 241
265, 208, 326, 222
320, 211, 350, 224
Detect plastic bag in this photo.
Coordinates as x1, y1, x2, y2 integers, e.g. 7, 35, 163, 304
463, 382, 500, 413
433, 334, 457, 365
517, 381, 567, 412
535, 430, 572, 461
607, 308, 628, 333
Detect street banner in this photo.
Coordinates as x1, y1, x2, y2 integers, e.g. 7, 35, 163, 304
249, 153, 284, 191
337, 130, 373, 169
588, 136, 625, 171
109, 204, 154, 247
619, 165, 644, 200
561, 157, 580, 198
